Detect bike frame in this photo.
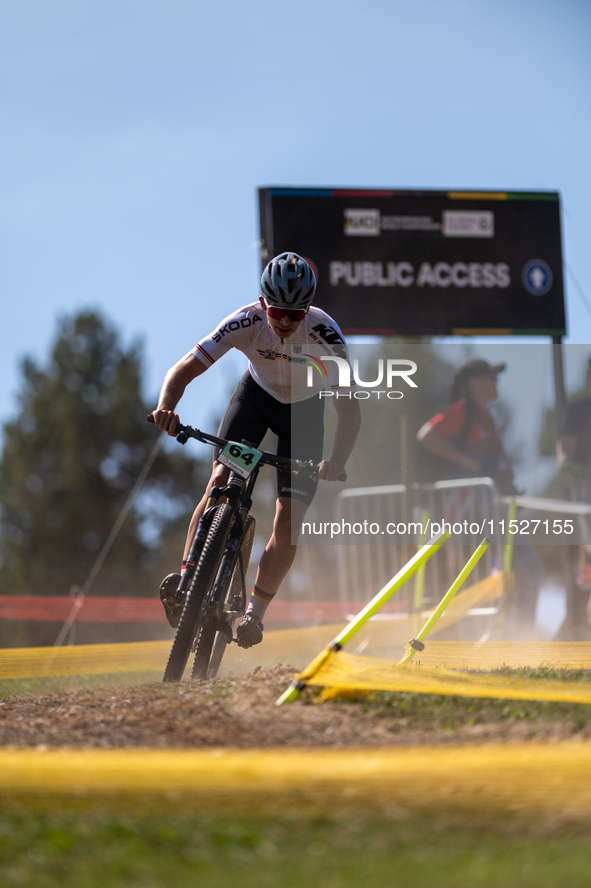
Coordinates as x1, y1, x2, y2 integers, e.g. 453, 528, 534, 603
162, 420, 321, 640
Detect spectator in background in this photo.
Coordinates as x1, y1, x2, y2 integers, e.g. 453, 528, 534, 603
556, 355, 591, 627
556, 356, 591, 502
417, 358, 518, 494
417, 357, 542, 635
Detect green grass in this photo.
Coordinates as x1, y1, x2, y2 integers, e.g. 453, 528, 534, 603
1, 805, 590, 888
0, 671, 162, 699
327, 667, 591, 731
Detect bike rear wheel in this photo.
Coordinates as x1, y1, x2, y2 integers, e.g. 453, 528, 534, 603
163, 504, 234, 682
192, 514, 256, 680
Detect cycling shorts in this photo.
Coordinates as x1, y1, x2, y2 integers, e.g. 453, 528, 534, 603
216, 371, 325, 505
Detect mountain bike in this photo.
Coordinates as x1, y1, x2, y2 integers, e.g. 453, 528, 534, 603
149, 416, 344, 682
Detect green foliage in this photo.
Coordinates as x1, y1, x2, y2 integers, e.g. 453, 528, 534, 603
0, 310, 207, 599
1, 807, 591, 888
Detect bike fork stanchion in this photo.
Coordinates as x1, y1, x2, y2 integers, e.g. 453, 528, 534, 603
176, 504, 218, 597
397, 538, 490, 666
276, 531, 450, 706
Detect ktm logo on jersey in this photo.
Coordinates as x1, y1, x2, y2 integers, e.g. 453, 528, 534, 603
311, 323, 346, 358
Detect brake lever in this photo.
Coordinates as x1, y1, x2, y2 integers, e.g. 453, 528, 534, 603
146, 413, 189, 444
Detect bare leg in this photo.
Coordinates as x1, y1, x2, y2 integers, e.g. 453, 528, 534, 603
236, 497, 309, 646
254, 497, 309, 596
182, 462, 229, 561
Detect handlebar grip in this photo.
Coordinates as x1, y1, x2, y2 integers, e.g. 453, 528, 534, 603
339, 473, 347, 482
147, 413, 187, 439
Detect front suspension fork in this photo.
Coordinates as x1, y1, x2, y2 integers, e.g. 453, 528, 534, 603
175, 490, 223, 596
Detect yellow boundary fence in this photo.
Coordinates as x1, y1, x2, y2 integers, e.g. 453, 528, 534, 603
2, 637, 591, 682
1, 745, 591, 817
308, 648, 591, 705
0, 625, 350, 680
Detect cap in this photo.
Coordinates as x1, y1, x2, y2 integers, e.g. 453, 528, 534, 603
449, 357, 506, 402
456, 358, 506, 379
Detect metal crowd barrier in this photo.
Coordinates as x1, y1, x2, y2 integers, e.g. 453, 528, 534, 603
333, 478, 591, 641
334, 483, 407, 617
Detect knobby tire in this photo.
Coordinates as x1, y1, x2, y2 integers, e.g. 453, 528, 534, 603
163, 504, 234, 682
192, 514, 256, 680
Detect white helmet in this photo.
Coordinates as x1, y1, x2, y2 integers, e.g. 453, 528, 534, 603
261, 252, 316, 310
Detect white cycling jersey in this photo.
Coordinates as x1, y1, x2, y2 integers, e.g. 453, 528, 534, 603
191, 302, 355, 404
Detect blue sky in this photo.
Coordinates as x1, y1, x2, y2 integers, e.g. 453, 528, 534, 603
2, 0, 591, 438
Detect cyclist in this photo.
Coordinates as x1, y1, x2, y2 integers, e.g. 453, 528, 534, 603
152, 252, 361, 647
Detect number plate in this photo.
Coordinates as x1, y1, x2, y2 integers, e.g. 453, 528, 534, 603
218, 441, 263, 479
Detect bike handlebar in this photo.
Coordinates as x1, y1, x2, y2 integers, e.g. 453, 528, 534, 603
147, 414, 346, 481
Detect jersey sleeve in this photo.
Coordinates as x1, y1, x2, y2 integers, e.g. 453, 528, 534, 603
329, 329, 356, 393
426, 401, 466, 439
191, 304, 263, 368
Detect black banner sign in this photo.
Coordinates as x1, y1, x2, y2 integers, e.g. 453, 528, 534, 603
258, 187, 565, 336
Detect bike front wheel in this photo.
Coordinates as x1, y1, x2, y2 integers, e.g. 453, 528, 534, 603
163, 504, 234, 682
192, 514, 256, 680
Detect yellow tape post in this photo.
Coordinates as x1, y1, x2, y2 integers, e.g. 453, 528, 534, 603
276, 532, 449, 705
398, 538, 490, 666
504, 498, 517, 575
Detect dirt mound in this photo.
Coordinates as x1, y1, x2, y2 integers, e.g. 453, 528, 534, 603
1, 664, 590, 748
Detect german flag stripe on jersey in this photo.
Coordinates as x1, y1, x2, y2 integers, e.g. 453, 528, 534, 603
192, 344, 215, 366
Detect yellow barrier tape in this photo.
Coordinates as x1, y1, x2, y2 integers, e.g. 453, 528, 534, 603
0, 625, 350, 680
0, 640, 170, 679
2, 745, 591, 817
305, 649, 591, 704
414, 641, 591, 670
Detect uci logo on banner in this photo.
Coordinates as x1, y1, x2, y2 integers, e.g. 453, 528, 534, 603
344, 209, 380, 236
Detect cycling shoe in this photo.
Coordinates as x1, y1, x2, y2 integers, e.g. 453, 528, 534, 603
236, 614, 264, 648
159, 573, 185, 629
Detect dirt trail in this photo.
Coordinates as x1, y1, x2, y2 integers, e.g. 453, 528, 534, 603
1, 665, 591, 749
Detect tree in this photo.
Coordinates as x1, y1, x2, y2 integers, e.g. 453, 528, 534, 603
0, 310, 208, 600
